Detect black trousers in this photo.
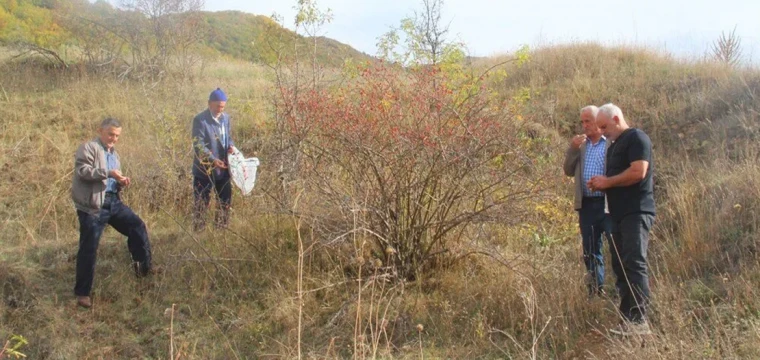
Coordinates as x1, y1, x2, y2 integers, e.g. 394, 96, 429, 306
74, 193, 152, 296
578, 197, 612, 293
609, 212, 655, 322
193, 175, 232, 229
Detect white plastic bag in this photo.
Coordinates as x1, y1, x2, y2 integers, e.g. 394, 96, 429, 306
228, 149, 260, 196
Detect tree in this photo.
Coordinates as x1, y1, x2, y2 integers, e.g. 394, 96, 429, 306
263, 0, 537, 282
376, 0, 464, 68
294, 0, 333, 86
0, 0, 69, 67
57, 0, 209, 79
57, 0, 125, 67
283, 62, 536, 281
116, 0, 208, 79
259, 0, 334, 211
711, 26, 742, 66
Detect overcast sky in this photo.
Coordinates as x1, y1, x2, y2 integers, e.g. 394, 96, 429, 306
203, 0, 760, 61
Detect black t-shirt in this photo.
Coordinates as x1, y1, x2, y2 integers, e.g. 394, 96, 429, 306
605, 128, 655, 219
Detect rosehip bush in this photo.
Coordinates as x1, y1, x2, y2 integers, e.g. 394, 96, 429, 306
279, 62, 534, 280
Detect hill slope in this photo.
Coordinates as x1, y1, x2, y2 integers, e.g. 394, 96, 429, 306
202, 10, 374, 67
0, 2, 374, 68
3, 43, 760, 358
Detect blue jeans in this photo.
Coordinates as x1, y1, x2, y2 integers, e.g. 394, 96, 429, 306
74, 193, 152, 296
579, 197, 612, 294
609, 213, 654, 322
193, 175, 232, 230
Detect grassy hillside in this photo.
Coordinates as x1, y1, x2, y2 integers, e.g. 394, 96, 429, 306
0, 2, 373, 69
2, 43, 760, 359
203, 11, 374, 67
490, 43, 760, 159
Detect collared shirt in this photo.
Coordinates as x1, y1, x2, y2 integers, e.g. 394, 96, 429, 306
582, 136, 606, 197
104, 146, 118, 193
211, 111, 226, 148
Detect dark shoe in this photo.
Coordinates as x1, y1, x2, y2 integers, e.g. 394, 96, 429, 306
193, 220, 206, 233
585, 281, 606, 298
214, 208, 230, 229
132, 262, 161, 277
132, 261, 149, 278
149, 265, 164, 275
77, 296, 92, 308
214, 219, 229, 230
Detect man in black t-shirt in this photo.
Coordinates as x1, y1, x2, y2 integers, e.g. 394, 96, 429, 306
587, 103, 655, 336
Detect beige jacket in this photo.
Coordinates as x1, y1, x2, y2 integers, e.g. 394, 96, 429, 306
562, 139, 609, 212
71, 138, 120, 215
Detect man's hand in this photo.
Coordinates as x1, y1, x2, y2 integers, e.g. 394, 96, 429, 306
587, 176, 610, 192
110, 169, 131, 187
213, 159, 228, 169
571, 134, 587, 149
118, 177, 131, 187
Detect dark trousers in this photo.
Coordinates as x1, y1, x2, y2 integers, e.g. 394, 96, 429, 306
578, 197, 612, 294
609, 213, 654, 323
75, 194, 152, 297
193, 175, 232, 229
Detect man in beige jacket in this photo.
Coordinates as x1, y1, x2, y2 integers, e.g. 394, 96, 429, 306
563, 105, 612, 296
71, 118, 152, 308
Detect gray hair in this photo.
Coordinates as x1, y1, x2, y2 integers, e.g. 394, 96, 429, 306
580, 105, 599, 118
598, 103, 624, 120
100, 117, 122, 129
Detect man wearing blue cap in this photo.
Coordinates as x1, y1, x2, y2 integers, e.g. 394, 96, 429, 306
192, 88, 236, 231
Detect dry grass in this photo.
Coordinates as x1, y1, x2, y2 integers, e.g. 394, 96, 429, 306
2, 45, 760, 359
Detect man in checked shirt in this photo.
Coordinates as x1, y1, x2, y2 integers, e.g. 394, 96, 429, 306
563, 105, 612, 296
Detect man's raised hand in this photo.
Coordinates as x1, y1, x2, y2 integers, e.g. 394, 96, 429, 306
571, 134, 587, 149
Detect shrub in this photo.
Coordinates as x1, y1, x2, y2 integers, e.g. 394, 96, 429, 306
280, 62, 537, 280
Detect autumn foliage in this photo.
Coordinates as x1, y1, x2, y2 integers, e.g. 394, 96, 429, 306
278, 62, 535, 280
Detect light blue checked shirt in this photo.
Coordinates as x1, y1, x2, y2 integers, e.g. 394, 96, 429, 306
104, 145, 118, 193
582, 136, 607, 197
